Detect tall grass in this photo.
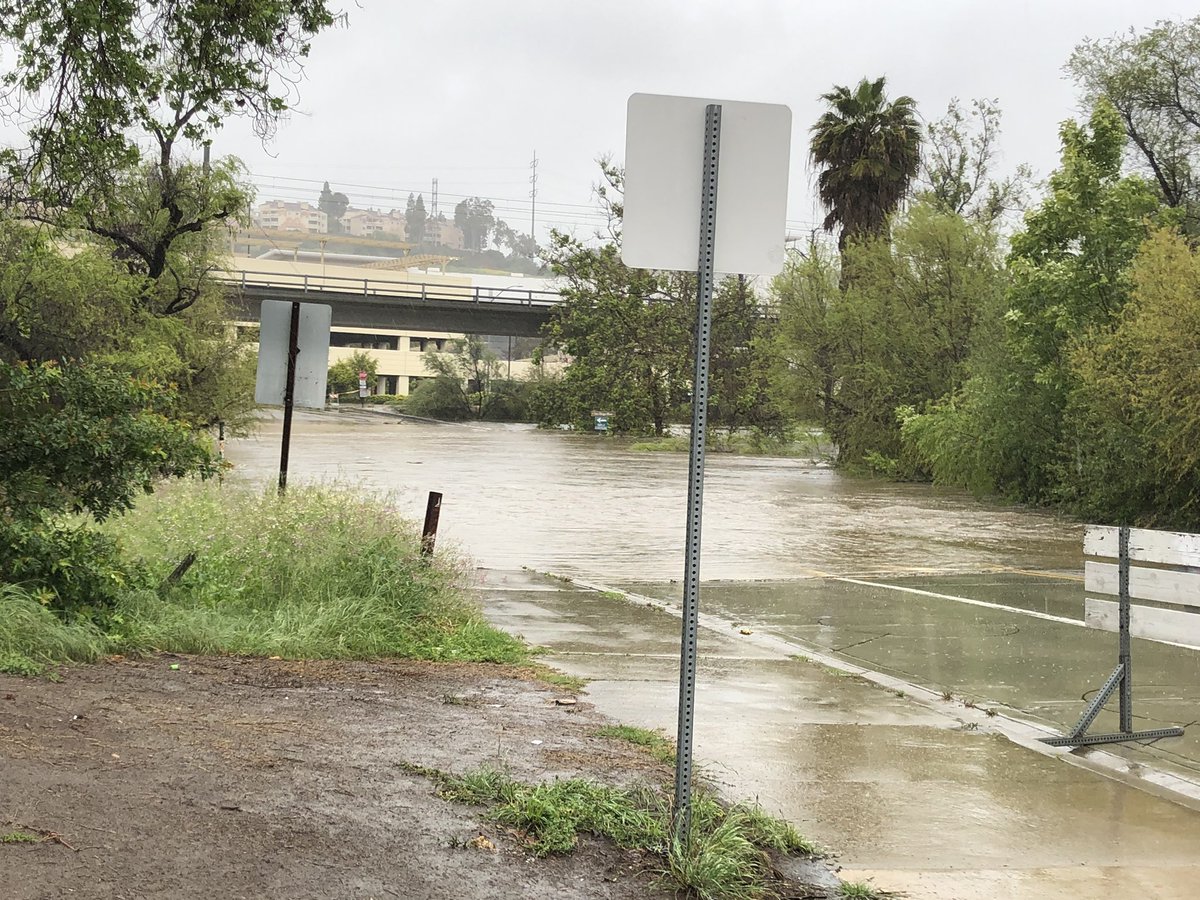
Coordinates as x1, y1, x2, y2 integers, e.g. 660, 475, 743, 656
0, 585, 106, 675
100, 480, 528, 664
1, 481, 527, 670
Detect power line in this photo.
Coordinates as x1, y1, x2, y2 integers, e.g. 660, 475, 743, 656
247, 171, 828, 235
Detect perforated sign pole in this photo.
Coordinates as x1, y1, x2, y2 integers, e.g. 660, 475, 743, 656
673, 103, 721, 842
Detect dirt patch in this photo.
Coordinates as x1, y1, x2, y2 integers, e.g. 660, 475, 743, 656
1, 655, 682, 900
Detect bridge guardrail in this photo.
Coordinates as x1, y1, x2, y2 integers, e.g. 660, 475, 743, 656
216, 269, 560, 307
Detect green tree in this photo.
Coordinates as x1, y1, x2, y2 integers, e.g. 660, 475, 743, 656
407, 335, 505, 420
707, 276, 789, 438
810, 77, 922, 254
1068, 16, 1200, 229
1064, 229, 1200, 527
0, 0, 339, 311
539, 161, 784, 438
406, 193, 428, 245
540, 234, 691, 435
919, 98, 1032, 225
0, 359, 216, 614
327, 351, 380, 397
492, 220, 538, 257
0, 218, 257, 430
770, 240, 842, 430
903, 101, 1170, 501
454, 198, 496, 252
320, 182, 350, 234
776, 203, 1005, 470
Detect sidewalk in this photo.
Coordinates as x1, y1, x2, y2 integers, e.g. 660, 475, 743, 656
479, 568, 1200, 900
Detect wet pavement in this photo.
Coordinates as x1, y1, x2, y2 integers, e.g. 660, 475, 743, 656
479, 569, 1200, 900
616, 576, 1200, 786
228, 417, 1200, 898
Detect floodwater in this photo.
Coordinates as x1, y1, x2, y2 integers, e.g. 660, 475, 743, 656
227, 414, 1200, 898
227, 413, 1082, 581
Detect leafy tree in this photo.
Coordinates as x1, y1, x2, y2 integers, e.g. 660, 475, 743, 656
902, 101, 1171, 502
919, 98, 1032, 225
1064, 229, 1200, 527
0, 222, 145, 362
492, 220, 538, 257
0, 218, 257, 430
454, 198, 496, 252
810, 77, 922, 253
707, 276, 789, 438
407, 335, 505, 420
539, 161, 784, 437
405, 193, 428, 245
320, 182, 350, 234
1068, 16, 1200, 229
540, 234, 691, 435
0, 0, 340, 311
776, 203, 1005, 470
328, 350, 379, 396
0, 359, 215, 614
770, 240, 842, 429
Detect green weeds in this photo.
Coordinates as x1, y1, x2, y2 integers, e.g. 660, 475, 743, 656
0, 585, 106, 675
532, 667, 588, 692
839, 881, 880, 898
1, 831, 39, 844
594, 724, 677, 765
412, 764, 818, 899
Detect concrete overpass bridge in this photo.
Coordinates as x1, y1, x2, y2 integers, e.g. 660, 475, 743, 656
218, 268, 560, 338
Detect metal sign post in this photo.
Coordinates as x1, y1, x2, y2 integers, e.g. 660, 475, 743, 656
621, 92, 791, 843
673, 103, 721, 841
254, 298, 332, 494
278, 301, 301, 493
1040, 525, 1184, 747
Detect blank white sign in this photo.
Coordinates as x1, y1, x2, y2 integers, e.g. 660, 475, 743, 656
622, 93, 792, 276
254, 300, 332, 409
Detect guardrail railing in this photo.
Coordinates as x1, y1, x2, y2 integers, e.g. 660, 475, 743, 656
215, 269, 560, 307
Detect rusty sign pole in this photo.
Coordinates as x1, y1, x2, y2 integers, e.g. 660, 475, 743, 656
421, 491, 443, 557
673, 103, 722, 843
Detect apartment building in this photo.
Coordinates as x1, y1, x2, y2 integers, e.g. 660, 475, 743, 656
254, 201, 328, 234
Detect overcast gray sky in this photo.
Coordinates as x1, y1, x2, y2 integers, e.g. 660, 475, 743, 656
167, 2, 1200, 240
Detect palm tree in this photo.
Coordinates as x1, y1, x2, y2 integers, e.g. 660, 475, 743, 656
809, 77, 921, 253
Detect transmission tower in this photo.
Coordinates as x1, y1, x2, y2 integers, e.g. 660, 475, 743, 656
529, 151, 538, 239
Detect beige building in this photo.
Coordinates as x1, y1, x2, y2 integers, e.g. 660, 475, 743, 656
255, 201, 328, 234
325, 327, 544, 396
340, 208, 394, 238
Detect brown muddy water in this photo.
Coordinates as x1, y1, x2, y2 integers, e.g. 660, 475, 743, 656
226, 413, 1082, 581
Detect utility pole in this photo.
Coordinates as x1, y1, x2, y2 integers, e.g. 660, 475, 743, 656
431, 178, 439, 219
529, 151, 538, 243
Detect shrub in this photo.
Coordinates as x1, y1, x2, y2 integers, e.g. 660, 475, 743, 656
0, 517, 142, 618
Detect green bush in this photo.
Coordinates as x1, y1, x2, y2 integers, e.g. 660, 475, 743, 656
0, 517, 142, 619
0, 359, 215, 523
0, 359, 213, 618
